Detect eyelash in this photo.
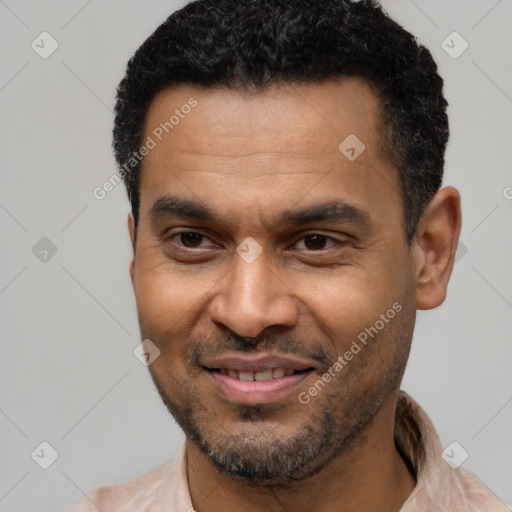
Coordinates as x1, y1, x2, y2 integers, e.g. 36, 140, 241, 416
165, 230, 346, 252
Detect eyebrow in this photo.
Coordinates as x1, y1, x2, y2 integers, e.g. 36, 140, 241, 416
149, 194, 371, 229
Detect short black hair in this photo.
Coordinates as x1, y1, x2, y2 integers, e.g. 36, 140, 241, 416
113, 0, 448, 243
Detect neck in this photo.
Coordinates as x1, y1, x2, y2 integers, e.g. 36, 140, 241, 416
186, 395, 416, 512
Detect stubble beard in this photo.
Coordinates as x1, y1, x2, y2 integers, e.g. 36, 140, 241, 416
147, 288, 416, 486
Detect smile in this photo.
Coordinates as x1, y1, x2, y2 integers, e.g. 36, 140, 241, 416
209, 367, 310, 381
201, 353, 316, 404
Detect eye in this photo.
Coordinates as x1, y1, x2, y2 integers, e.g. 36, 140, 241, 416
292, 234, 340, 251
170, 231, 215, 248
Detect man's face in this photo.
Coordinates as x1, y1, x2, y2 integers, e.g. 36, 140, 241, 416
130, 78, 418, 483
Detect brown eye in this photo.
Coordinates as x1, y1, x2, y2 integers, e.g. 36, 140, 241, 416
177, 232, 206, 247
294, 234, 337, 251
304, 235, 328, 250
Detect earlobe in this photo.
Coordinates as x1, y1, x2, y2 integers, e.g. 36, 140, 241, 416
413, 186, 462, 310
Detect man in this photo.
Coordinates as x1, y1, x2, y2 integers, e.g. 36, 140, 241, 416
67, 0, 509, 510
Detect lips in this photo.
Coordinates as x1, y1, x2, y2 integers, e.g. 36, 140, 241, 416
202, 353, 316, 404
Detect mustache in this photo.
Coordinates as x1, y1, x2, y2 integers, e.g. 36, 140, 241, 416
186, 333, 335, 370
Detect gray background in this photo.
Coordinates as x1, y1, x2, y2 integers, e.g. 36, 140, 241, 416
0, 1, 511, 510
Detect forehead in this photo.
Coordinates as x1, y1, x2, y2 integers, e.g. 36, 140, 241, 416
138, 78, 402, 229
143, 77, 385, 168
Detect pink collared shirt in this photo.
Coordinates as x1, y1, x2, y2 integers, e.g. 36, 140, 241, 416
65, 391, 510, 511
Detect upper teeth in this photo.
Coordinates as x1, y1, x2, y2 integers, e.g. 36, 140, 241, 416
219, 367, 295, 381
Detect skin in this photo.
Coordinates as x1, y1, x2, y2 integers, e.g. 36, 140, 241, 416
128, 77, 461, 512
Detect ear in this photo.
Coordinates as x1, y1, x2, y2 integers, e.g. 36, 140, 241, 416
128, 213, 136, 288
412, 186, 462, 310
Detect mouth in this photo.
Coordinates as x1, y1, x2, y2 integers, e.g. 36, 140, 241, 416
206, 367, 313, 381
201, 353, 317, 405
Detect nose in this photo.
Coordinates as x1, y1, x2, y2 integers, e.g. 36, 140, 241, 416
207, 249, 299, 338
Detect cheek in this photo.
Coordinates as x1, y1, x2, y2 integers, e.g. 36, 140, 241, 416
132, 259, 226, 373
135, 272, 180, 325
134, 245, 210, 318
134, 269, 196, 390
291, 269, 389, 323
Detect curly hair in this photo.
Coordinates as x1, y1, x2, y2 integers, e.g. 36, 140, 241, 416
113, 0, 448, 243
